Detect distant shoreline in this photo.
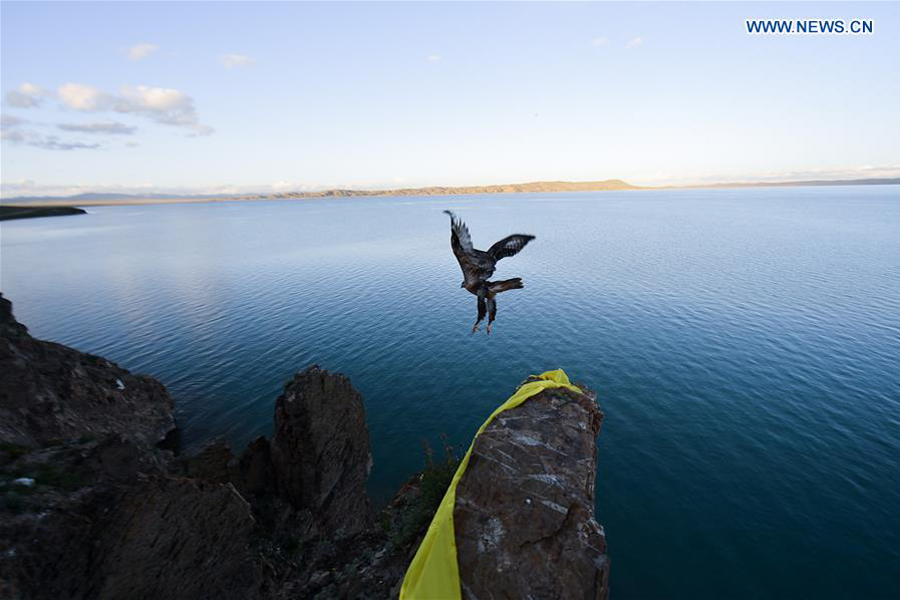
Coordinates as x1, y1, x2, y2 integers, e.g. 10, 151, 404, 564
2, 177, 897, 208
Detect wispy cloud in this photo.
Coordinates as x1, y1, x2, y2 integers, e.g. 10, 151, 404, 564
186, 124, 215, 137
1, 114, 29, 129
2, 112, 105, 151
128, 43, 159, 61
57, 121, 137, 135
5, 83, 47, 108
591, 37, 610, 47
626, 37, 643, 49
427, 54, 442, 63
220, 53, 255, 68
1, 129, 101, 151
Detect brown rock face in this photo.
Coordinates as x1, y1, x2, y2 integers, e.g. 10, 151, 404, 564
95, 478, 261, 600
270, 365, 373, 536
0, 292, 176, 448
0, 438, 172, 599
1, 472, 262, 599
453, 384, 609, 600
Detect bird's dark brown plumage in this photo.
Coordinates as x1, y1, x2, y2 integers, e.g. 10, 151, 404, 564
444, 210, 534, 333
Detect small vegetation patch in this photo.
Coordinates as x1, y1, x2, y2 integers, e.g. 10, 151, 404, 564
387, 436, 459, 551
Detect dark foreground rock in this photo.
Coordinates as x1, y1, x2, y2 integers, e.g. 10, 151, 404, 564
0, 293, 175, 448
94, 478, 261, 600
0, 294, 608, 599
271, 366, 372, 536
455, 383, 609, 600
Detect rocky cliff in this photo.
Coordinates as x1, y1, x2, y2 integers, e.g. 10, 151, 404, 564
0, 294, 175, 448
455, 382, 609, 599
0, 293, 608, 599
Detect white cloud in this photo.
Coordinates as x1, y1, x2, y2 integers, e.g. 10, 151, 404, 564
427, 54, 442, 63
591, 37, 610, 47
1, 181, 140, 198
1, 180, 336, 199
5, 83, 47, 108
626, 37, 643, 49
4, 179, 36, 191
20, 83, 43, 96
128, 43, 159, 61
54, 83, 212, 134
59, 83, 108, 110
57, 121, 137, 135
220, 54, 255, 68
635, 165, 900, 186
118, 85, 193, 121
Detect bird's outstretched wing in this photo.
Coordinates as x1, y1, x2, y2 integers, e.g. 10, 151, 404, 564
444, 210, 473, 253
487, 234, 536, 261
444, 210, 483, 284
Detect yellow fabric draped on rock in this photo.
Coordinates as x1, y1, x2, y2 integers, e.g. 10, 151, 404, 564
399, 369, 584, 600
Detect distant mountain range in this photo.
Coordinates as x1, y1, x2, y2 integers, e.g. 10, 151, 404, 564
2, 177, 897, 206
243, 179, 639, 200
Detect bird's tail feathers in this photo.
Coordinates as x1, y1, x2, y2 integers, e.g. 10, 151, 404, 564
488, 278, 524, 294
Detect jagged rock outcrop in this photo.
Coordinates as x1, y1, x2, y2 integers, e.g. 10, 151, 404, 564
454, 382, 609, 600
270, 365, 373, 536
183, 366, 374, 540
0, 296, 262, 598
1, 294, 609, 599
0, 292, 175, 448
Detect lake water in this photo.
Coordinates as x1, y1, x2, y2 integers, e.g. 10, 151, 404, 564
2, 187, 899, 598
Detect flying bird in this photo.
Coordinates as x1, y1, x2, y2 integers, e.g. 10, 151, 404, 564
444, 210, 535, 334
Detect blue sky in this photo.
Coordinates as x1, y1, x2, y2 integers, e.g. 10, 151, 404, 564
2, 1, 899, 197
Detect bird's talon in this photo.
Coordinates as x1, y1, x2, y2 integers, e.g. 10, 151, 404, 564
486, 324, 492, 335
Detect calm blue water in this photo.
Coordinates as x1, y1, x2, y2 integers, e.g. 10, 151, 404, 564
2, 187, 899, 598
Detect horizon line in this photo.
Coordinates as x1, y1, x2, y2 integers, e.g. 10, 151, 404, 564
2, 176, 899, 207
